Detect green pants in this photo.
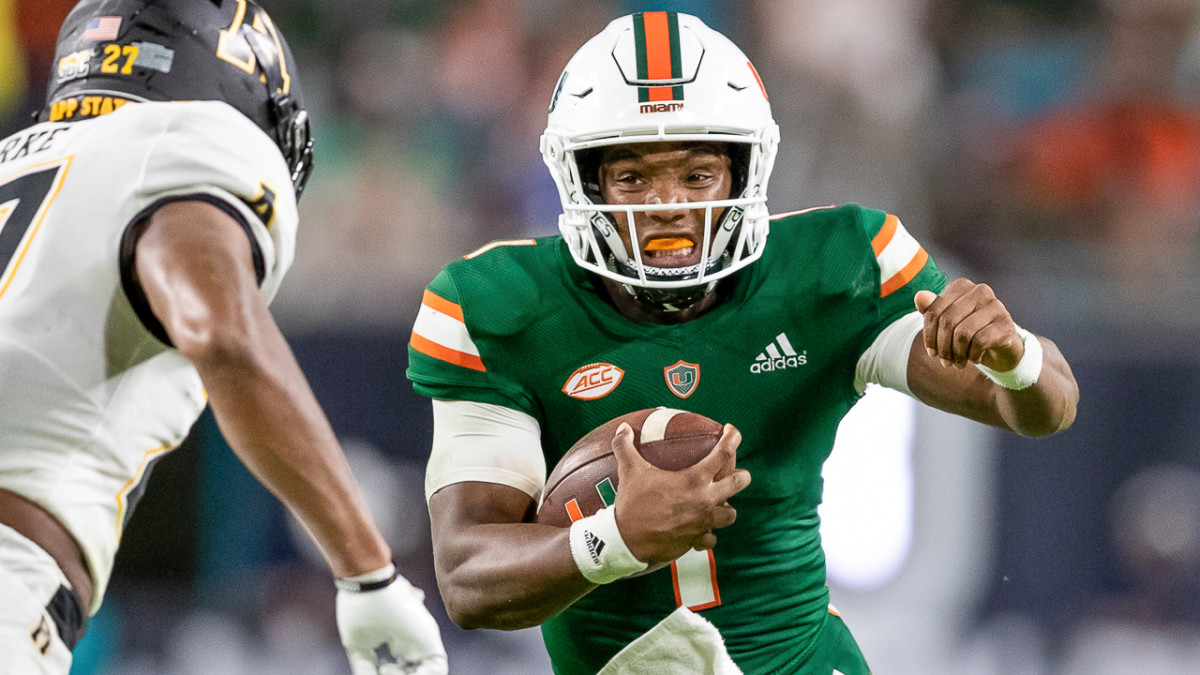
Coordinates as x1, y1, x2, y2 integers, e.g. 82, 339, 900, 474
777, 607, 871, 675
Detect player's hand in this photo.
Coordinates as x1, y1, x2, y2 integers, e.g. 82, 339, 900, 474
336, 572, 448, 675
610, 423, 750, 567
914, 278, 1024, 372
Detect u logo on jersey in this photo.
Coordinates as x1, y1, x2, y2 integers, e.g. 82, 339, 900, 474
664, 361, 700, 399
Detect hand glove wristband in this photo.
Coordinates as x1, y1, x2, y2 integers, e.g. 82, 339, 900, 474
569, 506, 648, 585
975, 326, 1043, 391
335, 562, 398, 592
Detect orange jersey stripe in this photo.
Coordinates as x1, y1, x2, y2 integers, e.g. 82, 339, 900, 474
871, 213, 899, 256
422, 289, 463, 322
880, 247, 929, 297
410, 332, 486, 372
643, 12, 672, 81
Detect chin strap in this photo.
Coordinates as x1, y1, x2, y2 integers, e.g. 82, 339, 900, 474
621, 282, 715, 313
611, 249, 728, 313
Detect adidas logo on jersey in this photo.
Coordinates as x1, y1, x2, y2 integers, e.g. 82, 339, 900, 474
751, 333, 807, 373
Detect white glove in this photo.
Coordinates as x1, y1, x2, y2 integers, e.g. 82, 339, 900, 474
335, 564, 448, 675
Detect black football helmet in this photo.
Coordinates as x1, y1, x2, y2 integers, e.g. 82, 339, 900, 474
43, 0, 314, 196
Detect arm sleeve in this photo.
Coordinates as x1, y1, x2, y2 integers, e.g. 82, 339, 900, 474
854, 311, 923, 396
426, 398, 546, 503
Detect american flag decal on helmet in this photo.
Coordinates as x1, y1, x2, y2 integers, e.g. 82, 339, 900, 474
633, 12, 684, 103
81, 16, 121, 42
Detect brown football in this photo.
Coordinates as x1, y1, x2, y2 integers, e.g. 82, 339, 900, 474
537, 407, 724, 529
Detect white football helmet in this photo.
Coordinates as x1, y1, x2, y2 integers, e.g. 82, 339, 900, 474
541, 12, 779, 301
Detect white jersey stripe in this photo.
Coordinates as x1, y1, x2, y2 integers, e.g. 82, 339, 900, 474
875, 218, 922, 284
412, 302, 481, 357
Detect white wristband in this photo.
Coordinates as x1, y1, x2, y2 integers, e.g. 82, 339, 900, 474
975, 326, 1043, 390
569, 506, 648, 584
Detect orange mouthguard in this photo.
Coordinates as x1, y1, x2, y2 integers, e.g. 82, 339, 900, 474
644, 238, 692, 251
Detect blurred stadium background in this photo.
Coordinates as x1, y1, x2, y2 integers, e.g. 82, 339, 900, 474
8, 0, 1200, 672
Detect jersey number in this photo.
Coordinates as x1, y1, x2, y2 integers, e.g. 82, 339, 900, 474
0, 163, 68, 298
671, 548, 721, 610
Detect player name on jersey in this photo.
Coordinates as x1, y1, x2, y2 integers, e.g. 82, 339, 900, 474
0, 127, 70, 165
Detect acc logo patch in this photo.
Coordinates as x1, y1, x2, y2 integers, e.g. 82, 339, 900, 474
563, 363, 624, 400
664, 360, 700, 399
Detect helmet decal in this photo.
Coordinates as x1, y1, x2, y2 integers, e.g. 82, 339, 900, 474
80, 15, 121, 42
631, 12, 684, 103
216, 1, 291, 97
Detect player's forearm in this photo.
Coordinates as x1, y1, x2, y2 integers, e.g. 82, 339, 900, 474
189, 319, 391, 578
992, 337, 1079, 436
435, 521, 594, 630
909, 333, 1078, 436
133, 141, 388, 579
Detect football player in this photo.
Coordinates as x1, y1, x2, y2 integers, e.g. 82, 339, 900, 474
409, 11, 1079, 675
0, 2, 445, 674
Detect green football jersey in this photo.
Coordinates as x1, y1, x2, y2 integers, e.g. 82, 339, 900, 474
407, 204, 946, 674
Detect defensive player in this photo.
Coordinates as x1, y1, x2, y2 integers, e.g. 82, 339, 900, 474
408, 12, 1078, 675
0, 2, 445, 674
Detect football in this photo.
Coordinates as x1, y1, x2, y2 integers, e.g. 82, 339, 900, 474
537, 407, 725, 529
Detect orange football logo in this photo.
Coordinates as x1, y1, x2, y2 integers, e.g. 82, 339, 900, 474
562, 363, 624, 400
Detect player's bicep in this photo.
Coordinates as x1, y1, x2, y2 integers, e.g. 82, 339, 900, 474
427, 399, 546, 505
855, 311, 924, 396
125, 197, 264, 349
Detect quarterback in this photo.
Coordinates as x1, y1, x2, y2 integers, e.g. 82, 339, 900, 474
0, 1, 445, 674
409, 12, 1078, 675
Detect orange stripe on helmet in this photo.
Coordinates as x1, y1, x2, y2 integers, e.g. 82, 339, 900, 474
748, 61, 769, 101
643, 12, 673, 80
646, 86, 675, 101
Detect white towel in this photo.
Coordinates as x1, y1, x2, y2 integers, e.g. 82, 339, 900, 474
597, 607, 743, 675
